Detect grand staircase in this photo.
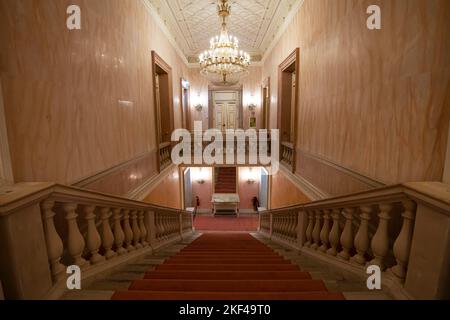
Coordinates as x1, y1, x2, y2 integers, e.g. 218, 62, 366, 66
214, 167, 237, 193
81, 233, 349, 300
2, 181, 448, 300
62, 232, 392, 300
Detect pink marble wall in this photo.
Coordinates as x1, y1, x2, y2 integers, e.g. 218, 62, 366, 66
263, 0, 450, 187
0, 0, 189, 194
238, 167, 260, 210
144, 166, 181, 209
270, 170, 310, 209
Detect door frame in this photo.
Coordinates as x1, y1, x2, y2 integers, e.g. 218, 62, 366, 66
208, 85, 243, 129
151, 51, 174, 173
277, 48, 300, 173
180, 78, 191, 130
261, 77, 271, 129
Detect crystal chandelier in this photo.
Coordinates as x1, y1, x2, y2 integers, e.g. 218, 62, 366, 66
199, 0, 251, 85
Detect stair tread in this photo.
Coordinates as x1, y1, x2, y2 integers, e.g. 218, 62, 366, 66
144, 271, 311, 280
112, 290, 345, 300
110, 233, 345, 301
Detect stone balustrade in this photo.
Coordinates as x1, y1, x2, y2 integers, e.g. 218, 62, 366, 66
0, 183, 194, 299
280, 141, 294, 171
258, 182, 450, 300
159, 142, 172, 170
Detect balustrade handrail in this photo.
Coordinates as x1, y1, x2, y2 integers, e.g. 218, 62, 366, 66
260, 182, 450, 217
0, 182, 195, 300
0, 183, 190, 216
258, 181, 450, 300
159, 141, 171, 149
281, 141, 294, 148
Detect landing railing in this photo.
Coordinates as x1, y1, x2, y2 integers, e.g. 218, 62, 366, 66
185, 130, 272, 163
159, 142, 172, 170
0, 183, 194, 300
258, 182, 450, 299
280, 141, 294, 171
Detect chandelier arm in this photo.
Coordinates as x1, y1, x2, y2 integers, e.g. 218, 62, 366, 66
199, 0, 251, 84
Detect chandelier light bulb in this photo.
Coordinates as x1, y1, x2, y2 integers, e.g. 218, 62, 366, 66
198, 0, 251, 84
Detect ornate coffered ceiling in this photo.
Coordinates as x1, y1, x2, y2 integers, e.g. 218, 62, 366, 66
146, 0, 302, 63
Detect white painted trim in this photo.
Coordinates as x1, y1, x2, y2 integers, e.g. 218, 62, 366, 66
141, 0, 189, 66
261, 0, 305, 64
443, 122, 450, 183
142, 0, 302, 67
0, 83, 13, 185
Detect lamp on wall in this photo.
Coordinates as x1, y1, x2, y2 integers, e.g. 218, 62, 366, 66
193, 92, 203, 112
247, 94, 257, 111
245, 168, 258, 184
195, 104, 203, 112
195, 168, 207, 184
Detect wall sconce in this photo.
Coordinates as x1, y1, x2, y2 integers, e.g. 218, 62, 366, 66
195, 168, 207, 184
247, 94, 257, 111
245, 168, 258, 184
193, 92, 203, 112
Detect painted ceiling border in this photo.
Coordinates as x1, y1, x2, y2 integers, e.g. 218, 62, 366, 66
141, 0, 189, 66
261, 0, 305, 64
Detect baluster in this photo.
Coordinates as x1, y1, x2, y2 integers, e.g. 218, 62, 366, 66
156, 213, 162, 241
122, 209, 135, 251
370, 204, 393, 270
280, 215, 285, 238
304, 211, 314, 247
338, 207, 355, 260
145, 211, 156, 244
100, 207, 116, 259
327, 209, 341, 256
163, 214, 168, 239
162, 214, 168, 239
291, 214, 298, 241
159, 213, 165, 240
131, 210, 142, 249
63, 203, 87, 267
311, 210, 322, 250
352, 206, 372, 265
319, 209, 331, 252
84, 206, 104, 264
390, 200, 416, 280
41, 200, 65, 281
138, 211, 149, 247
112, 208, 126, 255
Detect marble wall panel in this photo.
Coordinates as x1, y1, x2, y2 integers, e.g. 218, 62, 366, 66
143, 165, 181, 209
263, 0, 450, 189
0, 0, 189, 193
270, 169, 310, 209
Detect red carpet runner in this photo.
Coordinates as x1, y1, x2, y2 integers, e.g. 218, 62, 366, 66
112, 233, 345, 300
193, 216, 258, 231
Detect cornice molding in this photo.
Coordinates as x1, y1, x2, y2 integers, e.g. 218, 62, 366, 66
261, 0, 305, 64
141, 0, 189, 66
